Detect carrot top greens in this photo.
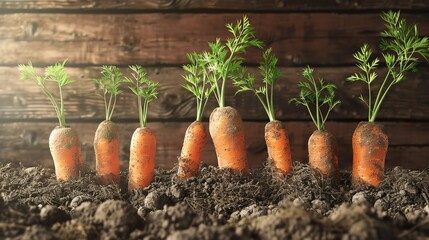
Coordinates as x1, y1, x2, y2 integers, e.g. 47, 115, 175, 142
290, 66, 341, 131
125, 65, 158, 128
233, 48, 280, 122
182, 52, 215, 122
347, 11, 429, 122
204, 16, 263, 108
94, 66, 126, 121
18, 60, 74, 128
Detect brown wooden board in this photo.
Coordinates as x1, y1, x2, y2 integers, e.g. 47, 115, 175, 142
2, 13, 429, 66
0, 0, 428, 11
3, 66, 429, 121
1, 121, 428, 170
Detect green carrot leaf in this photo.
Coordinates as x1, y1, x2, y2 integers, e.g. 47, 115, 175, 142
349, 10, 429, 122
18, 60, 73, 127
290, 66, 341, 131
206, 16, 263, 107
233, 48, 280, 122
126, 65, 158, 127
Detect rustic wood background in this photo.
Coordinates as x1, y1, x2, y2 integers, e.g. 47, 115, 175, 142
1, 0, 428, 171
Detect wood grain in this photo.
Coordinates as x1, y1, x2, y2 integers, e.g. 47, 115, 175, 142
0, 0, 428, 11
2, 13, 429, 66
4, 66, 429, 121
1, 121, 428, 170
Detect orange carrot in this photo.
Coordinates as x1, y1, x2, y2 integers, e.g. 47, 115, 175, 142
308, 130, 339, 178
265, 121, 292, 175
209, 106, 248, 173
352, 122, 388, 187
290, 66, 341, 178
347, 12, 429, 187
94, 120, 120, 185
128, 127, 156, 190
233, 49, 292, 176
49, 126, 82, 181
19, 61, 82, 181
178, 121, 207, 179
125, 65, 158, 190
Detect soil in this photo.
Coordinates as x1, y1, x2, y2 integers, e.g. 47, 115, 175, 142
1, 162, 429, 240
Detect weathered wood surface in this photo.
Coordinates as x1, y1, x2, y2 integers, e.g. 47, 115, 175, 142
2, 13, 429, 66
3, 66, 429, 121
0, 0, 428, 170
1, 121, 428, 170
1, 0, 428, 11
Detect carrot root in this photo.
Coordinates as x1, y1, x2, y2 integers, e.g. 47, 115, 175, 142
308, 130, 339, 178
94, 120, 120, 185
128, 127, 156, 190
265, 121, 292, 175
49, 126, 82, 181
178, 121, 207, 179
209, 106, 248, 174
352, 121, 388, 187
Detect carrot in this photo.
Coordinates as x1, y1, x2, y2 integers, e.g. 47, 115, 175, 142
209, 106, 248, 173
178, 121, 207, 179
93, 66, 125, 185
308, 130, 339, 178
205, 17, 263, 173
234, 48, 292, 175
125, 65, 158, 190
49, 126, 82, 181
351, 122, 388, 186
265, 121, 292, 175
178, 53, 213, 179
347, 11, 429, 186
94, 120, 120, 184
128, 127, 156, 189
18, 60, 82, 181
290, 66, 341, 178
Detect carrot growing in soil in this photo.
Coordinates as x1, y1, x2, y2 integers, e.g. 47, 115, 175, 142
290, 66, 341, 178
18, 61, 82, 181
206, 16, 263, 173
178, 53, 215, 179
125, 65, 158, 190
93, 66, 125, 185
233, 48, 292, 175
347, 11, 429, 187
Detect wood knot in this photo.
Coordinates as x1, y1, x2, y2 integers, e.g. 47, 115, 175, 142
24, 22, 38, 38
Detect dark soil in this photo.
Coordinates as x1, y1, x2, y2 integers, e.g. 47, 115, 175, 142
1, 162, 429, 240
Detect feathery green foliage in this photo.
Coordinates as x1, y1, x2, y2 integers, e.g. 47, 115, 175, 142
94, 65, 126, 121
18, 60, 73, 127
233, 48, 280, 122
204, 16, 263, 107
290, 66, 341, 131
182, 52, 215, 122
125, 65, 158, 128
347, 11, 429, 122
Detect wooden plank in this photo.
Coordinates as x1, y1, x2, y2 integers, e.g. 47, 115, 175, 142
2, 145, 428, 171
0, 0, 428, 11
3, 66, 429, 121
2, 13, 429, 66
1, 121, 428, 170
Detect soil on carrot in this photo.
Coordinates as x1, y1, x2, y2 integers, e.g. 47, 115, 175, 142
1, 162, 429, 240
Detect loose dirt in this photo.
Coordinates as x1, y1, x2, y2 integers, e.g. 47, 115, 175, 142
1, 162, 429, 239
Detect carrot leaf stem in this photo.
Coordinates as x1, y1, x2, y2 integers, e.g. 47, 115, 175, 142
348, 11, 429, 122
233, 48, 279, 122
289, 66, 341, 131
94, 65, 126, 121
206, 16, 263, 108
18, 60, 73, 128
125, 65, 158, 128
182, 53, 215, 122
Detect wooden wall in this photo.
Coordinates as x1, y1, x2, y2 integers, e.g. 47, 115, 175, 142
1, 0, 429, 171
